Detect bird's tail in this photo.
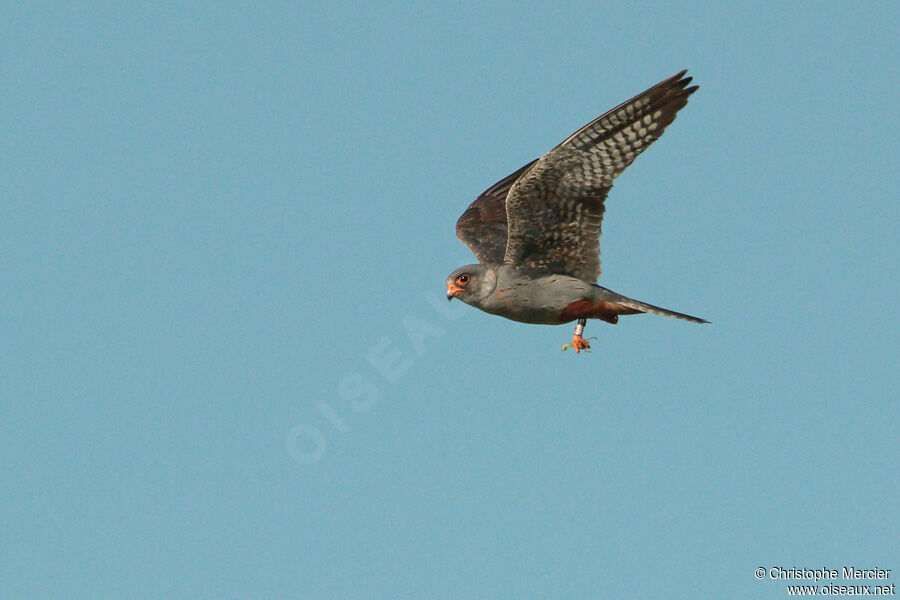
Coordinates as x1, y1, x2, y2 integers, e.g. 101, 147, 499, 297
592, 285, 709, 324
617, 297, 709, 324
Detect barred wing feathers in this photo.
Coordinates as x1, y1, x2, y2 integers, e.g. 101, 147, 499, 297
502, 70, 698, 281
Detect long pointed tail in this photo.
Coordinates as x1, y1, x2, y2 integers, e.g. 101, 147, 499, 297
617, 297, 709, 324
592, 285, 709, 324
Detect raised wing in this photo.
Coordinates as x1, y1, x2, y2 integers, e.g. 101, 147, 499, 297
503, 70, 698, 281
455, 159, 537, 264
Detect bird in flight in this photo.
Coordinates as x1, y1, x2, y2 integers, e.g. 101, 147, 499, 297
446, 70, 708, 353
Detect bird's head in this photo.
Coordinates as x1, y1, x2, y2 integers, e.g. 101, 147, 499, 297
446, 264, 494, 305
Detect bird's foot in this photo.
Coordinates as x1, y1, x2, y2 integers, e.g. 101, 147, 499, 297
561, 335, 596, 353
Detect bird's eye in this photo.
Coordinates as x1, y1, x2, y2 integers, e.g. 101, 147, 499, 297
456, 274, 470, 285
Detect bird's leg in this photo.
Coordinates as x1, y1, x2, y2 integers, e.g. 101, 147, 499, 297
572, 318, 590, 353
561, 318, 593, 353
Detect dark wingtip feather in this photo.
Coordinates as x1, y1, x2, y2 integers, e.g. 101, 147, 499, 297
672, 71, 699, 95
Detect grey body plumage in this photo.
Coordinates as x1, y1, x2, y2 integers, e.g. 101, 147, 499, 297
448, 264, 595, 324
447, 264, 707, 326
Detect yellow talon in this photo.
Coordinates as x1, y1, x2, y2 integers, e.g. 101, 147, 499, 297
561, 337, 596, 353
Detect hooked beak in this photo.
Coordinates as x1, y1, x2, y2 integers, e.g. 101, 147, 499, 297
446, 284, 463, 301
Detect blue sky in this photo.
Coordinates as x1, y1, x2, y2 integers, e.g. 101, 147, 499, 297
2, 2, 898, 598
